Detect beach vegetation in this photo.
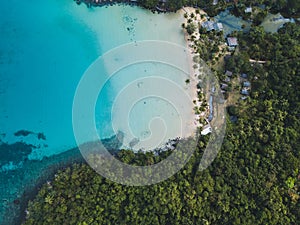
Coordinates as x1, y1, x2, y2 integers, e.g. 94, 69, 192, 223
186, 23, 197, 35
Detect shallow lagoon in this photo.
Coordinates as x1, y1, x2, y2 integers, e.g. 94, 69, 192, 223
0, 1, 188, 159
0, 1, 192, 223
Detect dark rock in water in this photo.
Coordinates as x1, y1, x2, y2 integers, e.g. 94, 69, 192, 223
14, 130, 46, 141
14, 130, 33, 137
74, 131, 124, 157
37, 132, 46, 140
102, 131, 124, 151
13, 199, 20, 205
2, 147, 84, 225
129, 138, 139, 148
0, 142, 33, 165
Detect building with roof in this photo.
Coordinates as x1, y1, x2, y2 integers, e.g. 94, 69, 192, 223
211, 86, 216, 93
225, 70, 233, 77
241, 73, 248, 79
245, 7, 252, 13
221, 83, 228, 90
202, 21, 214, 31
202, 21, 223, 32
214, 23, 223, 31
243, 81, 251, 87
227, 37, 238, 47
241, 88, 250, 95
225, 77, 231, 83
201, 124, 212, 135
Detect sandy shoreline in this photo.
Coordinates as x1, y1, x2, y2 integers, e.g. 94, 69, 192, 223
114, 7, 208, 151
179, 7, 208, 133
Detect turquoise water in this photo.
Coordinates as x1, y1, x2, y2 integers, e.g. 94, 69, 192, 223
0, 1, 189, 223
0, 0, 186, 160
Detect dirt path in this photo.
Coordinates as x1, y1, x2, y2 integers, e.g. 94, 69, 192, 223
249, 59, 267, 64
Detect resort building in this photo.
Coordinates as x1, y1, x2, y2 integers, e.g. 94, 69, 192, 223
245, 7, 252, 13
227, 37, 238, 47
225, 70, 233, 77
211, 86, 216, 93
202, 21, 223, 32
225, 77, 231, 83
201, 124, 212, 135
221, 83, 228, 90
213, 0, 218, 6
241, 88, 250, 95
243, 81, 251, 87
214, 23, 223, 31
241, 73, 248, 79
202, 21, 214, 31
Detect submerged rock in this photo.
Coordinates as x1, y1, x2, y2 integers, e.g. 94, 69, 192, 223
129, 138, 139, 148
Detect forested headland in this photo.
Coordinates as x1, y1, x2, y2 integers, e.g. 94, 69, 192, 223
77, 0, 300, 17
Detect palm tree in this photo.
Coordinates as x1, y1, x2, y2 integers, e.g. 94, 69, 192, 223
45, 195, 54, 205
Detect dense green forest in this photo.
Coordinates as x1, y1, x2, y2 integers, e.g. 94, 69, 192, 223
161, 0, 300, 16
24, 22, 300, 224
80, 0, 300, 17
